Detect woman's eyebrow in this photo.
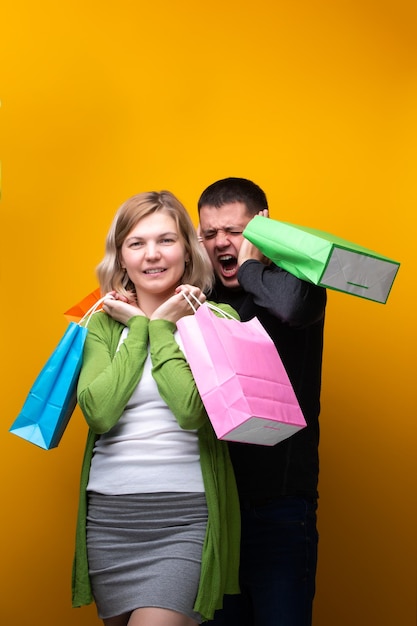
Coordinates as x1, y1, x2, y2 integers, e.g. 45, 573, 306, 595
125, 231, 178, 242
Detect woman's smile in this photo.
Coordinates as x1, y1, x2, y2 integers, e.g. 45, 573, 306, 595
120, 211, 188, 307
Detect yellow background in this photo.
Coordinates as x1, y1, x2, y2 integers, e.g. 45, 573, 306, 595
1, 1, 416, 624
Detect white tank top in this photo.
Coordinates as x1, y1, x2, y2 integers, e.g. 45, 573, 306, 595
87, 328, 204, 495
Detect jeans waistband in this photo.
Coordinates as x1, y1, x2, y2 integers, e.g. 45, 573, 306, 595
240, 494, 317, 511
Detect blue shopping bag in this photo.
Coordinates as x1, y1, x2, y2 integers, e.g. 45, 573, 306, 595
9, 295, 108, 450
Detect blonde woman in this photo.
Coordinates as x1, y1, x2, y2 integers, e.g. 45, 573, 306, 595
72, 191, 240, 626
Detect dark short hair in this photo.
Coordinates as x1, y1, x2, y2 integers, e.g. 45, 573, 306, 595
198, 177, 268, 217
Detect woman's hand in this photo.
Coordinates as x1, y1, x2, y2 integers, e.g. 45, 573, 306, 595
102, 296, 146, 325
105, 290, 132, 303
150, 285, 206, 324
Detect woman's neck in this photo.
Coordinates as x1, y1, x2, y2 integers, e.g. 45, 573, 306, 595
137, 290, 173, 318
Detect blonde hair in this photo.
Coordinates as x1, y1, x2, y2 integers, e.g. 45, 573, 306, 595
97, 191, 214, 299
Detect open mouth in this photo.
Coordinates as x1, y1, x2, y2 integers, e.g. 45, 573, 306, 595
218, 255, 238, 277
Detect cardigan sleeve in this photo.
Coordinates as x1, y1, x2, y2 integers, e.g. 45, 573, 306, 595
149, 302, 239, 431
149, 319, 208, 430
77, 313, 149, 434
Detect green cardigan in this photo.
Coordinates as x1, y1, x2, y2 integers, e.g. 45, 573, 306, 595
72, 306, 241, 621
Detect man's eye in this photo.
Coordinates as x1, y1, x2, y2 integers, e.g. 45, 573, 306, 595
202, 229, 243, 240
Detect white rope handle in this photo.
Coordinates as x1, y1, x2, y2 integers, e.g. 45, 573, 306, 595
181, 291, 198, 313
78, 293, 115, 328
181, 291, 236, 320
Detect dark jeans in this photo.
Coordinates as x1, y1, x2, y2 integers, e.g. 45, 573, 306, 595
207, 496, 318, 626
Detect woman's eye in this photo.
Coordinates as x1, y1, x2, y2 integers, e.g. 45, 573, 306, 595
160, 238, 175, 244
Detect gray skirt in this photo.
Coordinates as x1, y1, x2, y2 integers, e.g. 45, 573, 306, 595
87, 492, 208, 622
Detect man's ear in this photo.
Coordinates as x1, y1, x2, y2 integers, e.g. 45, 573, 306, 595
196, 223, 205, 245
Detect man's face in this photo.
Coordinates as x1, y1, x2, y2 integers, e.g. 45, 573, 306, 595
199, 201, 251, 288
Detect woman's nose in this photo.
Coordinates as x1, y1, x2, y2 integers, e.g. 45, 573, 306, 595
144, 243, 161, 259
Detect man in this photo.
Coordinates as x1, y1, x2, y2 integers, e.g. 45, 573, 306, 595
198, 177, 327, 626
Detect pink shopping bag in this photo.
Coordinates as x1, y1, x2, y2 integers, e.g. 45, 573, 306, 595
177, 299, 306, 446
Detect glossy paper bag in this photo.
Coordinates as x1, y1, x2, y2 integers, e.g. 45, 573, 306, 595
177, 302, 306, 446
243, 216, 400, 303
9, 295, 108, 449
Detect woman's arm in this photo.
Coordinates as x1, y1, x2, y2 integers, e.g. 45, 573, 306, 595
77, 313, 149, 434
149, 319, 208, 430
149, 303, 239, 430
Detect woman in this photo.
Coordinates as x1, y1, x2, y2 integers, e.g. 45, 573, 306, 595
71, 191, 240, 626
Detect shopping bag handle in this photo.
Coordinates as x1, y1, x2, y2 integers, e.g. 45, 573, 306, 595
181, 291, 236, 320
78, 293, 115, 328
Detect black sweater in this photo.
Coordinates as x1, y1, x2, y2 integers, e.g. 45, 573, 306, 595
210, 260, 327, 500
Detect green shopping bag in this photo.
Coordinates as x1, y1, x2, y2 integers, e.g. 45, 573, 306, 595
243, 216, 400, 304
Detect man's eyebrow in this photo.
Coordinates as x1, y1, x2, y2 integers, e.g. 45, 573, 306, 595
202, 225, 243, 232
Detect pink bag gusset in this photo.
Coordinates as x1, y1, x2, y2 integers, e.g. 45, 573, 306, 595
176, 298, 306, 446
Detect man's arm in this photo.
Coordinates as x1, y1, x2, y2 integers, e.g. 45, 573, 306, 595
237, 259, 326, 328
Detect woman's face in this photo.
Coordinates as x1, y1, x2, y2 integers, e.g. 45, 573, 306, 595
120, 211, 189, 300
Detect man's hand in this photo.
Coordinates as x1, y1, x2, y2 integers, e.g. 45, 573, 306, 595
238, 209, 271, 266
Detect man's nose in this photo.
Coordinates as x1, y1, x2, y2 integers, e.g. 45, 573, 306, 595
214, 229, 231, 246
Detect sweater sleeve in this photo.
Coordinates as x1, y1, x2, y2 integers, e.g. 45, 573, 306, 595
149, 319, 208, 430
77, 313, 149, 434
237, 259, 326, 327
148, 302, 239, 431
